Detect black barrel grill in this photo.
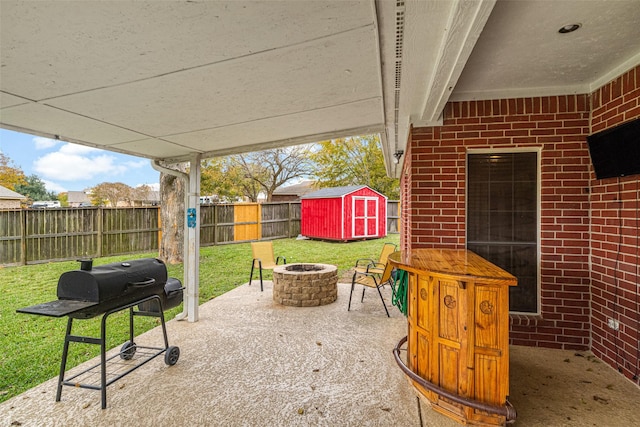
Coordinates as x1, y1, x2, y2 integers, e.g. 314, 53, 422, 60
17, 258, 183, 409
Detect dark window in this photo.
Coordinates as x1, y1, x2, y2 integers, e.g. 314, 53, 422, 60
467, 152, 538, 313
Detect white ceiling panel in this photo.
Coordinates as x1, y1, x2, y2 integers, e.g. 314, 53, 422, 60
1, 0, 639, 173
110, 138, 200, 160
162, 98, 384, 158
0, 93, 29, 109
44, 26, 380, 138
451, 0, 640, 100
0, 0, 373, 100
0, 103, 149, 146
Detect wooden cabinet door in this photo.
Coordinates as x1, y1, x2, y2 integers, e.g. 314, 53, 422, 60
434, 277, 469, 396
473, 283, 509, 405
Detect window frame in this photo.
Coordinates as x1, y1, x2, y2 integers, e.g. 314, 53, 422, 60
466, 147, 542, 315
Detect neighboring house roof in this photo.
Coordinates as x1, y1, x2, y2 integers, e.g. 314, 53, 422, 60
0, 185, 26, 200
273, 180, 317, 197
67, 191, 91, 204
302, 185, 369, 199
137, 190, 160, 203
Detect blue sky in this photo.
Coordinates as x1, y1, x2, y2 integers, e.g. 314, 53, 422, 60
0, 129, 160, 194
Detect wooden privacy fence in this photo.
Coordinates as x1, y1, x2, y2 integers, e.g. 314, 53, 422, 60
199, 202, 302, 246
0, 207, 160, 266
0, 200, 398, 266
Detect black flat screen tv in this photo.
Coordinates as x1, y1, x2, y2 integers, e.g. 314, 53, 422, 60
587, 118, 640, 180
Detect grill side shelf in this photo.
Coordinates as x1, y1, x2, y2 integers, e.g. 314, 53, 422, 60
17, 300, 99, 317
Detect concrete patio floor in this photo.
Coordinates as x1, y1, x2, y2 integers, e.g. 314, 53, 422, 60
2, 280, 639, 427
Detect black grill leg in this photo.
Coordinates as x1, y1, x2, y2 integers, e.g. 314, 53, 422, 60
56, 317, 74, 402
100, 312, 108, 409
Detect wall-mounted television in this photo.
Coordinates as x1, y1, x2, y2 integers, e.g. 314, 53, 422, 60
587, 118, 640, 180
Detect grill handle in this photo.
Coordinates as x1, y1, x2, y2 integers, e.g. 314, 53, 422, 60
127, 278, 156, 288
167, 287, 185, 296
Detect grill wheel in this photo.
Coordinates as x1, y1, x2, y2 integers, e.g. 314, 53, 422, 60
165, 346, 180, 365
120, 341, 136, 360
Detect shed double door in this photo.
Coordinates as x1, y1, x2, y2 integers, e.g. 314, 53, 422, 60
352, 197, 378, 237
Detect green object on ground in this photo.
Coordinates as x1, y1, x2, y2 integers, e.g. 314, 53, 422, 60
392, 269, 408, 316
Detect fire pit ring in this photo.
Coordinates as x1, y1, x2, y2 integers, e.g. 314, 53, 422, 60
272, 263, 338, 307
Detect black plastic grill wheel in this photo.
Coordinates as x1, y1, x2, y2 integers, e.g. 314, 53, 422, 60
120, 341, 136, 360
165, 346, 180, 365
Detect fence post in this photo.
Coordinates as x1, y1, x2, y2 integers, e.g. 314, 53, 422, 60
157, 206, 162, 254
288, 202, 293, 238
20, 209, 26, 266
213, 204, 218, 245
97, 207, 103, 258
257, 203, 262, 240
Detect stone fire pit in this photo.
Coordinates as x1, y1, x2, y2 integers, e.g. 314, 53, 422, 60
272, 263, 338, 307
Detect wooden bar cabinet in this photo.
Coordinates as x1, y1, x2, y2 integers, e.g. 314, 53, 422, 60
389, 249, 518, 426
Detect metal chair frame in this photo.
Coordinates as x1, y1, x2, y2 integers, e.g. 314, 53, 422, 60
249, 241, 286, 291
353, 242, 397, 276
348, 261, 394, 317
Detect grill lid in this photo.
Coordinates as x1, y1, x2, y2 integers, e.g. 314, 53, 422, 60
17, 258, 172, 318
57, 258, 167, 303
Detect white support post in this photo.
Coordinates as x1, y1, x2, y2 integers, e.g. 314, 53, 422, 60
185, 155, 201, 322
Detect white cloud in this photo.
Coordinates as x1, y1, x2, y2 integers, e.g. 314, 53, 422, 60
33, 143, 130, 182
42, 179, 67, 194
28, 142, 157, 190
33, 136, 59, 150
125, 159, 149, 169
35, 152, 128, 181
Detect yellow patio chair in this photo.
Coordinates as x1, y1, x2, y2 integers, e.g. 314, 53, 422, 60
348, 261, 394, 317
249, 241, 286, 291
354, 242, 397, 276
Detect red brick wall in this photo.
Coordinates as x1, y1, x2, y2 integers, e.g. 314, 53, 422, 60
407, 94, 592, 350
589, 65, 640, 381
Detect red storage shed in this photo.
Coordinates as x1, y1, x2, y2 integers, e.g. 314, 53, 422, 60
301, 185, 387, 241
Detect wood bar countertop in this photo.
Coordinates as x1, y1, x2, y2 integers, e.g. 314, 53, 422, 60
388, 249, 517, 285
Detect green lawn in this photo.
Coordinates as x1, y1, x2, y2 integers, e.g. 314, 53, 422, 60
0, 235, 399, 403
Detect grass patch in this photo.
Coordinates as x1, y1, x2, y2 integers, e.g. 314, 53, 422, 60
0, 235, 399, 403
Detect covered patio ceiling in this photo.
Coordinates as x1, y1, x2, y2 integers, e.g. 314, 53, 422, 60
1, 0, 640, 176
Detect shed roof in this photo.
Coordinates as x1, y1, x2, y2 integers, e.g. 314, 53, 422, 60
0, 185, 26, 200
137, 190, 160, 203
302, 185, 385, 199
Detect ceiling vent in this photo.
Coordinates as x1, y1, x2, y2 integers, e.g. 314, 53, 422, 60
394, 0, 405, 147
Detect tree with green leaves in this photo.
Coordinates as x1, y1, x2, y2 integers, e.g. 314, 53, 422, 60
0, 153, 27, 191
200, 157, 246, 202
58, 192, 69, 207
202, 146, 312, 202
311, 135, 399, 199
14, 174, 57, 201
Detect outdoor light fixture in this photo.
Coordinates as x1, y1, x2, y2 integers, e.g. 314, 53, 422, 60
558, 23, 581, 34
393, 150, 404, 164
